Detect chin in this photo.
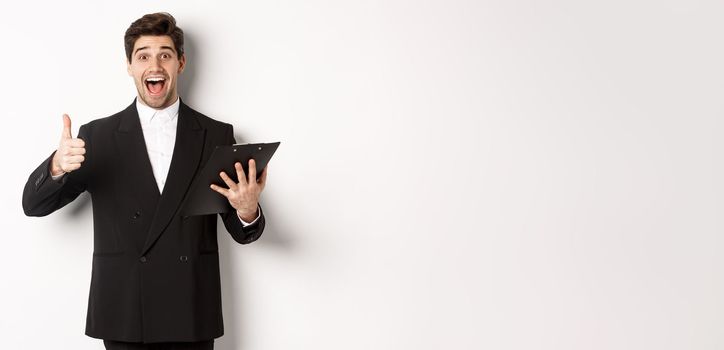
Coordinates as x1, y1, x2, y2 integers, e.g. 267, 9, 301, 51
140, 94, 169, 108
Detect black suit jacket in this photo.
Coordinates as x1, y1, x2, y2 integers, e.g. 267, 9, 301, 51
22, 100, 265, 343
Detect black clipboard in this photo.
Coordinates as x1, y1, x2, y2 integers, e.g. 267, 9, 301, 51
181, 142, 280, 216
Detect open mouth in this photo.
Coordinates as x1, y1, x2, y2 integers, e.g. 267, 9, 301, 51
145, 76, 166, 96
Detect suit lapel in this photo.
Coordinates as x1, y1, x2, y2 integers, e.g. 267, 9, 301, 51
115, 102, 161, 199
142, 101, 206, 255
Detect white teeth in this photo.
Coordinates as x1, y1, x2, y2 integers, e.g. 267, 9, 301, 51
145, 77, 165, 82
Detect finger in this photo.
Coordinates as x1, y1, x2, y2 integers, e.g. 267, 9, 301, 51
62, 114, 73, 139
60, 145, 74, 156
66, 155, 85, 164
69, 147, 86, 156
248, 159, 257, 183
65, 163, 81, 172
209, 184, 230, 197
235, 162, 248, 185
219, 171, 238, 190
68, 138, 85, 148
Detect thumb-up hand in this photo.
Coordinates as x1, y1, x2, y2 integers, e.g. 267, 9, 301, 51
50, 114, 86, 176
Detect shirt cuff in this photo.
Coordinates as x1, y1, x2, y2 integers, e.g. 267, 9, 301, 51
237, 205, 261, 227
50, 171, 66, 181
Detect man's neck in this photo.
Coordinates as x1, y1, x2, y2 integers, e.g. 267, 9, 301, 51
137, 96, 180, 111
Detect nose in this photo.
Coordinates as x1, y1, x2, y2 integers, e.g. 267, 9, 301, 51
149, 56, 162, 69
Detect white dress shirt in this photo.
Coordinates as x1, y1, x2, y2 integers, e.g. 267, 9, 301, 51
52, 97, 259, 226
135, 97, 179, 194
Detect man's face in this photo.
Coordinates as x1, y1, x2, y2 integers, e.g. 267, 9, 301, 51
127, 35, 186, 109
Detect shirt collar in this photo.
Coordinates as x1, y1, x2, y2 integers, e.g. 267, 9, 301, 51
136, 97, 180, 125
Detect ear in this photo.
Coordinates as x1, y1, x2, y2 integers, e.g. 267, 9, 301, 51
126, 58, 132, 77
178, 54, 186, 74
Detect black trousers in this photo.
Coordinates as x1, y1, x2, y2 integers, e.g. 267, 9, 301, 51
103, 339, 213, 350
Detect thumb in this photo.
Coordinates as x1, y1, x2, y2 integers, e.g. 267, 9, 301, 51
62, 114, 72, 139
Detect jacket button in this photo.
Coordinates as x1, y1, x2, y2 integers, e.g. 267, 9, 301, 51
179, 255, 188, 262
139, 256, 147, 263
132, 211, 141, 219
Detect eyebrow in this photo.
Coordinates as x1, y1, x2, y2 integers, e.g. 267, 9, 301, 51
134, 46, 177, 55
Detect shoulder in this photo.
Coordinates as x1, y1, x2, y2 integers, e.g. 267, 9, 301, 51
181, 102, 233, 132
80, 102, 135, 132
85, 112, 122, 129
77, 100, 235, 135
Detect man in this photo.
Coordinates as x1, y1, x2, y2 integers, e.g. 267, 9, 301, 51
21, 12, 267, 350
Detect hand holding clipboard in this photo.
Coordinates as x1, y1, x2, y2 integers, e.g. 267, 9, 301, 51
181, 142, 280, 216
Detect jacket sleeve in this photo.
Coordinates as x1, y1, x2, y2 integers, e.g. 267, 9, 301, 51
221, 205, 266, 244
22, 124, 92, 217
219, 124, 266, 244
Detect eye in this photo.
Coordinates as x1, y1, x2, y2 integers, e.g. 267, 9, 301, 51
161, 53, 171, 59
138, 54, 148, 61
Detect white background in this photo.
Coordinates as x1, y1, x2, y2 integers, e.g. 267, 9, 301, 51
1, 0, 723, 349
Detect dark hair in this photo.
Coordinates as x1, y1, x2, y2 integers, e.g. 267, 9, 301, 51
124, 12, 184, 62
